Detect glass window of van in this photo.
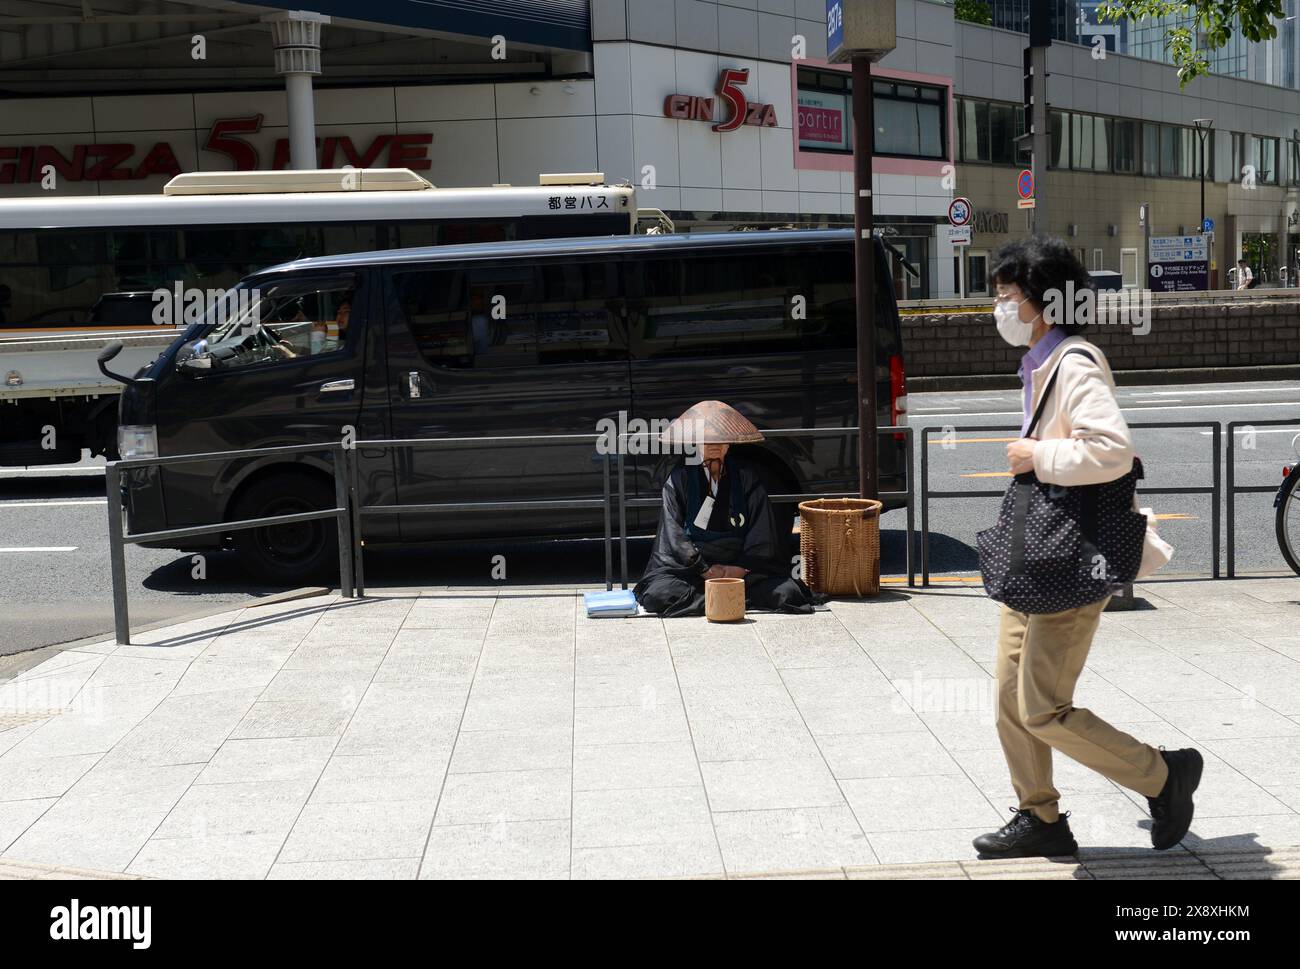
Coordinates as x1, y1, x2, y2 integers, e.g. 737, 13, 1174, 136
628, 248, 854, 360
197, 277, 357, 370
393, 259, 623, 369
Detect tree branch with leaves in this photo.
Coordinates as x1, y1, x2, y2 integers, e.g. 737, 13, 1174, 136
1098, 1, 1285, 86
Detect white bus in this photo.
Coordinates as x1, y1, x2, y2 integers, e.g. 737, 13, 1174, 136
0, 169, 654, 465
0, 168, 646, 330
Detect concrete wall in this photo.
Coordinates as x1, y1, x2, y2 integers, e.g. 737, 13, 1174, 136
901, 301, 1300, 377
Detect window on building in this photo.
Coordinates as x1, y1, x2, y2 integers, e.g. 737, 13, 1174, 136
1113, 120, 1138, 173
1291, 140, 1300, 184
989, 103, 1017, 164
1159, 125, 1181, 177
1142, 123, 1159, 176
796, 69, 945, 160
1254, 136, 1278, 184
1231, 132, 1246, 182
1071, 113, 1093, 170
1050, 110, 1069, 169
959, 99, 989, 162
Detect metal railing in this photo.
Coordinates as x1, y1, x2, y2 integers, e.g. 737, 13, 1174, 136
345, 433, 616, 597
919, 421, 1221, 585
609, 425, 916, 590
1225, 418, 1300, 577
106, 442, 354, 645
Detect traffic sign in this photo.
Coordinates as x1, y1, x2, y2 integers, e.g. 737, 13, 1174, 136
945, 225, 971, 246
1017, 169, 1034, 199
948, 197, 973, 226
1203, 217, 1214, 232
1017, 198, 1036, 209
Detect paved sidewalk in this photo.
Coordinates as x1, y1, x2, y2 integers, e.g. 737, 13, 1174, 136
2, 577, 1300, 879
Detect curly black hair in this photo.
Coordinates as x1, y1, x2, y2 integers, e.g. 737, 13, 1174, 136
989, 235, 1094, 334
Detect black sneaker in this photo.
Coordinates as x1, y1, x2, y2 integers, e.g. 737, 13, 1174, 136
973, 808, 1079, 859
1148, 747, 1204, 850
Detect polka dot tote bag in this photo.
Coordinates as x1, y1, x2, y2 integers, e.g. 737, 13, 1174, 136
977, 348, 1149, 614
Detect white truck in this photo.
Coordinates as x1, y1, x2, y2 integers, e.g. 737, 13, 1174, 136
0, 327, 177, 464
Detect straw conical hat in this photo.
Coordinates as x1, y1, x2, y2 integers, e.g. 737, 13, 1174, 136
661, 400, 764, 446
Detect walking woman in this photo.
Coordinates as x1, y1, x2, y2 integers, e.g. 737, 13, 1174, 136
972, 237, 1202, 860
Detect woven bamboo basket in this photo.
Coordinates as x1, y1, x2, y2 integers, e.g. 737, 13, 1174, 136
704, 577, 746, 622
798, 498, 883, 598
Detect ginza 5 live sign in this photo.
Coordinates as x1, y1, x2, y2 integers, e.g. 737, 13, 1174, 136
663, 69, 778, 131
0, 114, 432, 184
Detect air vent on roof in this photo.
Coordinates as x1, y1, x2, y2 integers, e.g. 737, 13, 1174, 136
539, 172, 605, 186
163, 168, 434, 195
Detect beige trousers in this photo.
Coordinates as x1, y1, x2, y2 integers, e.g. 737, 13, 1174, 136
995, 596, 1169, 823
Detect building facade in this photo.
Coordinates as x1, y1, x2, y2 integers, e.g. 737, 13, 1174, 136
0, 0, 1298, 298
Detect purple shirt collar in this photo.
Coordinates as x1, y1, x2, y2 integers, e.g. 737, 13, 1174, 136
1019, 326, 1069, 435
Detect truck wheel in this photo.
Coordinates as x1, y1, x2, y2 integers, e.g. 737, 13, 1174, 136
231, 473, 338, 586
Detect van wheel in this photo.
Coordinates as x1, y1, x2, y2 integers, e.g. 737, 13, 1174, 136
231, 473, 338, 586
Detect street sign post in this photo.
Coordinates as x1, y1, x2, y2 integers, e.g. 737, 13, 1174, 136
826, 0, 897, 501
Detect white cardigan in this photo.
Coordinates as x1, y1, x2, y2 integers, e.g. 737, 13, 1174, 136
1024, 334, 1172, 578
1027, 335, 1133, 487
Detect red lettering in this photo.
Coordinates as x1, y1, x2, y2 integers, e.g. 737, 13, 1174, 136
203, 115, 262, 170
713, 68, 749, 133
32, 145, 86, 182
133, 142, 181, 180
272, 138, 292, 170
0, 146, 16, 184
387, 133, 431, 170
84, 144, 134, 181
665, 94, 691, 119
758, 104, 777, 127
321, 135, 339, 169
18, 146, 34, 182
337, 134, 391, 168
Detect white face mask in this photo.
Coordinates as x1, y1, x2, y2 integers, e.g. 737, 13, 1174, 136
994, 299, 1038, 347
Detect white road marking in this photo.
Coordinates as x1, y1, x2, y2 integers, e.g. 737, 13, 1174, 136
0, 500, 108, 508
0, 546, 77, 552
0, 467, 103, 476
1126, 387, 1299, 396
922, 401, 1300, 419
1199, 428, 1300, 435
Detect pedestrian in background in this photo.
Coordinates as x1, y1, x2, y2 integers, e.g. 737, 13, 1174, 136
972, 236, 1202, 860
1235, 259, 1254, 290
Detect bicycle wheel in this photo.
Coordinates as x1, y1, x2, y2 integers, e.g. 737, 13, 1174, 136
1275, 468, 1300, 576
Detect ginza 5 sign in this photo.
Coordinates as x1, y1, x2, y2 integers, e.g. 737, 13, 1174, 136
663, 69, 778, 132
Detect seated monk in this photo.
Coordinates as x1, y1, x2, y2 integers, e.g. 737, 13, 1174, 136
634, 400, 817, 618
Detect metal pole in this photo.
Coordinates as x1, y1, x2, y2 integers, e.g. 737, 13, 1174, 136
904, 427, 915, 587
920, 427, 930, 586
332, 446, 353, 599
1211, 421, 1221, 579
347, 444, 366, 597
1225, 421, 1235, 578
105, 463, 131, 645
617, 446, 628, 590
602, 452, 612, 592
852, 53, 878, 500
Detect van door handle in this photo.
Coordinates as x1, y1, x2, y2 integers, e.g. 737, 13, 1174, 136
319, 379, 354, 394
407, 371, 421, 399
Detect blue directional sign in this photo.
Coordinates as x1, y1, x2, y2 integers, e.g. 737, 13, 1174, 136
826, 0, 845, 61
1203, 217, 1214, 232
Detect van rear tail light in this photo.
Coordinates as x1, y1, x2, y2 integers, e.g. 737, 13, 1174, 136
889, 353, 907, 442
1285, 466, 1293, 478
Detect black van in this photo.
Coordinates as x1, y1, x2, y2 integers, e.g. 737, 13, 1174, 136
116, 229, 909, 583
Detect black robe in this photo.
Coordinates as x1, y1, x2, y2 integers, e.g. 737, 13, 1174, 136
634, 457, 817, 617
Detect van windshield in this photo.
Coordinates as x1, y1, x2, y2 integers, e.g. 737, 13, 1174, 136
197, 276, 356, 370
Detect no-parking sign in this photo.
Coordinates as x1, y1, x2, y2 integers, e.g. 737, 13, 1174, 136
1017, 169, 1034, 199
948, 197, 973, 227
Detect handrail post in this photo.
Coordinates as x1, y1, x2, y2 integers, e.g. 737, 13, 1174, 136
904, 425, 915, 587
1225, 420, 1235, 578
617, 445, 628, 591
333, 444, 353, 599
920, 426, 931, 586
602, 450, 613, 592
105, 463, 131, 645
347, 443, 366, 597
1211, 421, 1221, 579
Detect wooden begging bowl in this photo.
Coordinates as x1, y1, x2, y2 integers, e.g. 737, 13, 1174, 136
704, 577, 746, 622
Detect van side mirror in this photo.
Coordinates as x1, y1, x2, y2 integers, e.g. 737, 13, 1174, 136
177, 339, 213, 375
